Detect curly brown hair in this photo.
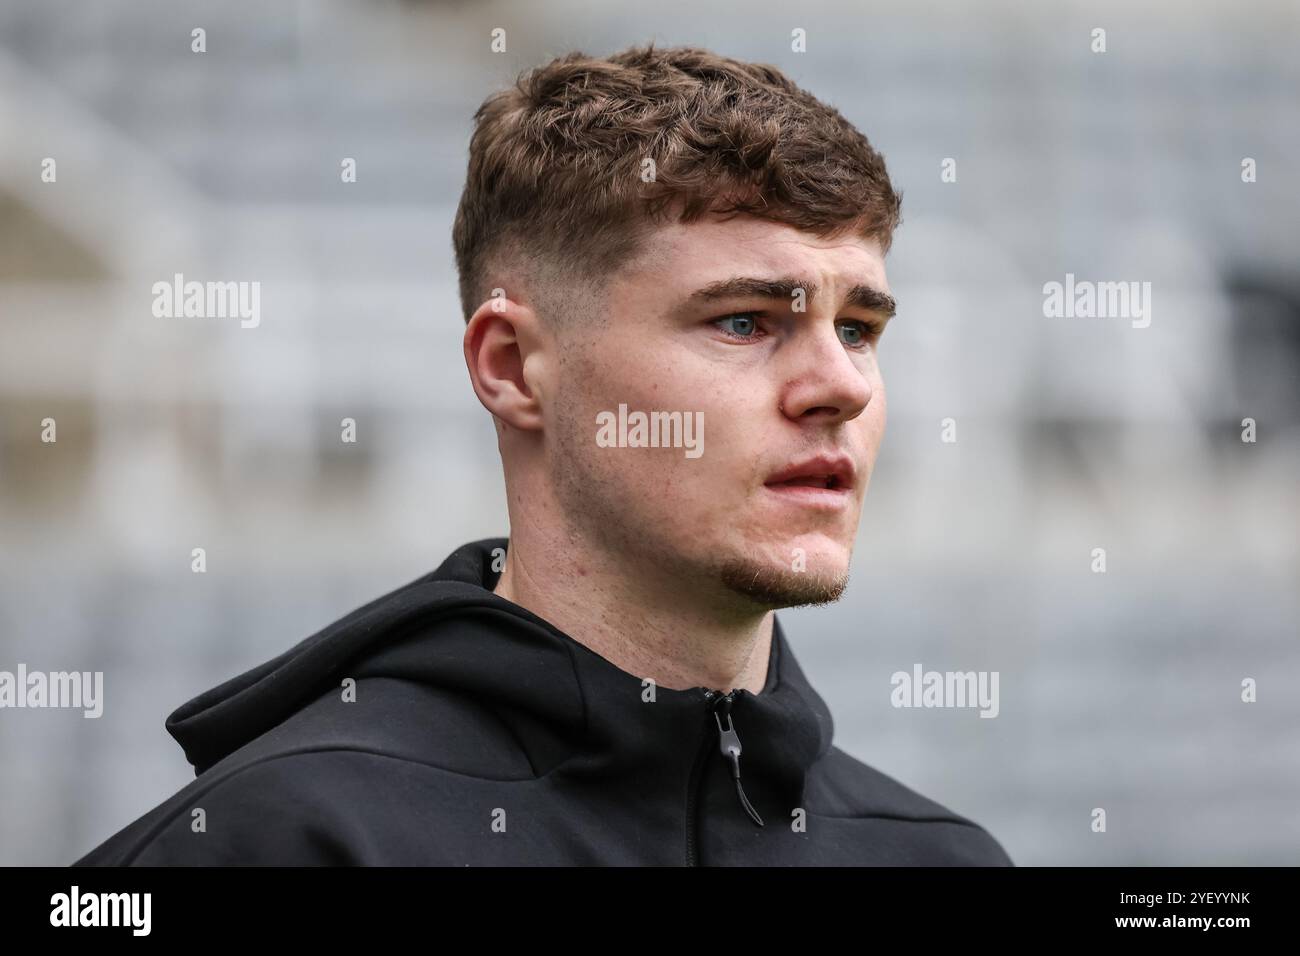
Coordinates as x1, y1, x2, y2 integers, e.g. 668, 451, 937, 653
452, 42, 902, 324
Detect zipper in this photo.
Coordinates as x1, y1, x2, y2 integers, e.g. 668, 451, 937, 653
714, 691, 765, 828
685, 688, 765, 866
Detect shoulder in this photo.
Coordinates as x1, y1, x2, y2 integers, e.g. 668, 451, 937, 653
75, 755, 362, 865
74, 677, 529, 865
807, 745, 1014, 865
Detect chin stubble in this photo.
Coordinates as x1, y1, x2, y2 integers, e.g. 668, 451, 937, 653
717, 556, 850, 609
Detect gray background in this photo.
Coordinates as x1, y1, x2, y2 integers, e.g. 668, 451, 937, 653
0, 0, 1296, 865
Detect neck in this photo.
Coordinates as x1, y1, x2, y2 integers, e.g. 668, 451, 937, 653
492, 502, 774, 695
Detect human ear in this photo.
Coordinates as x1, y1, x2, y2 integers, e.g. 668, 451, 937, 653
463, 295, 547, 431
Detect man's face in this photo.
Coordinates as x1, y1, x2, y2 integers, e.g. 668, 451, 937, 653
546, 213, 893, 610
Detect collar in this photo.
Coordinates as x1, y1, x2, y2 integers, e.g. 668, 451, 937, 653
168, 536, 837, 828
429, 538, 837, 824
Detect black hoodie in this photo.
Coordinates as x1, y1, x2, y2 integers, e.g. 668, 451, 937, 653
73, 537, 1013, 866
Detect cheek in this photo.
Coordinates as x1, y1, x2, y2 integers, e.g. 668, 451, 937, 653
865, 399, 887, 451
566, 337, 762, 489
864, 364, 886, 422
858, 390, 887, 488
579, 334, 676, 406
558, 366, 716, 481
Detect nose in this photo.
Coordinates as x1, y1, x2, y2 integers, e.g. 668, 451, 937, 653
778, 325, 875, 424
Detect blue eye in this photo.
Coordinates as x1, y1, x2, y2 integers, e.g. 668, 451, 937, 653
716, 313, 761, 338
712, 313, 883, 347
838, 320, 883, 348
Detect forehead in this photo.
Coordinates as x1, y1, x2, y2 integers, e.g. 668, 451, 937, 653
614, 214, 891, 302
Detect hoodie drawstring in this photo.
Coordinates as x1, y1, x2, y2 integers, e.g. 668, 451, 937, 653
713, 695, 765, 827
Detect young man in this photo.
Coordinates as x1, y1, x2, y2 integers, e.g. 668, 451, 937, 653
75, 44, 1012, 866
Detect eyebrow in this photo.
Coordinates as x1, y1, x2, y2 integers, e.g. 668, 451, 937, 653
688, 276, 897, 318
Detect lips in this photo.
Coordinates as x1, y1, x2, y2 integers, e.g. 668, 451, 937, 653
764, 454, 856, 491
768, 474, 845, 490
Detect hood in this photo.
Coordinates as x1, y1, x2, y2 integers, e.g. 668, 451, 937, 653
166, 537, 836, 811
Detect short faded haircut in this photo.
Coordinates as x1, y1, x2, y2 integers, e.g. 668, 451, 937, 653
451, 42, 902, 324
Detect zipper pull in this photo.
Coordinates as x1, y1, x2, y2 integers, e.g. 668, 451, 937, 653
713, 694, 765, 827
